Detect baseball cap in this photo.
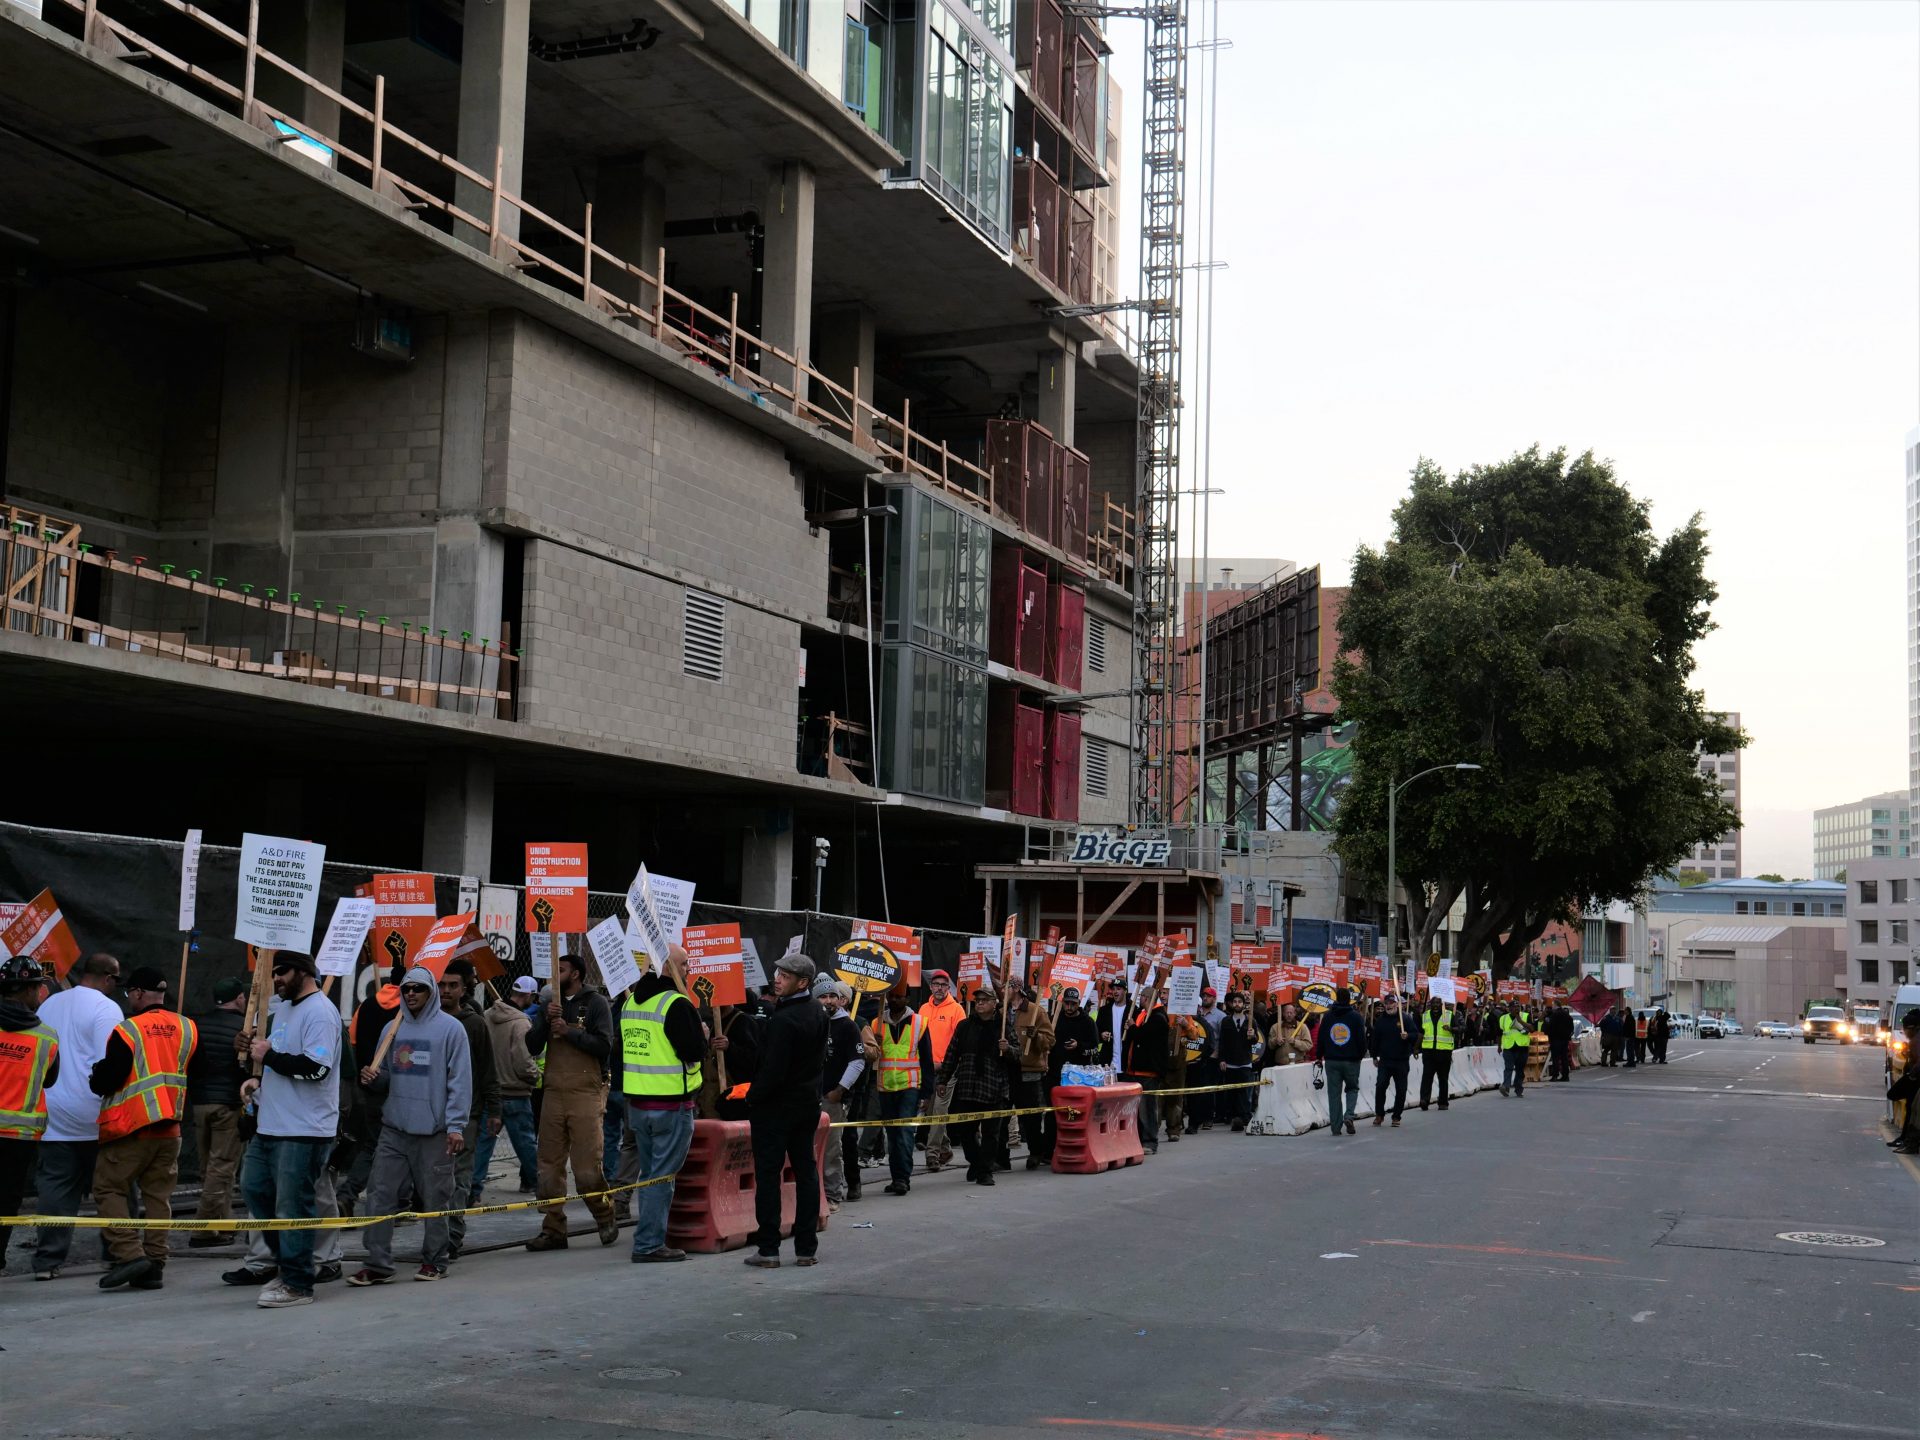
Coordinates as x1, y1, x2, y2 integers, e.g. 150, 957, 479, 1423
512, 975, 539, 994
1201, 986, 1217, 998
926, 969, 951, 984
213, 977, 248, 1003
125, 966, 170, 992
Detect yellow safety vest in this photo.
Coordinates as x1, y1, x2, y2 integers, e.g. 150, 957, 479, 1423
619, 990, 702, 1098
1420, 1009, 1455, 1052
1499, 1012, 1531, 1050
0, 1021, 58, 1140
876, 1014, 926, 1091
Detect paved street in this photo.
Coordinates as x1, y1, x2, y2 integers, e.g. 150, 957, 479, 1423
6, 1039, 1915, 1440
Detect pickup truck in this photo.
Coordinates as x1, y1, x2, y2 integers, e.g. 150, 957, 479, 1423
1801, 1005, 1849, 1044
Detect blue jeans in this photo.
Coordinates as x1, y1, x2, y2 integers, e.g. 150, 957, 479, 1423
241, 1134, 330, 1294
468, 1096, 539, 1202
603, 1090, 629, 1182
627, 1102, 696, 1255
877, 1087, 920, 1184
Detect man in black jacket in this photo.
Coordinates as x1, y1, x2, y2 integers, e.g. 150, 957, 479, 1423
1214, 988, 1261, 1131
815, 978, 865, 1207
1546, 1004, 1574, 1081
1313, 990, 1367, 1136
1121, 992, 1170, 1155
439, 961, 500, 1261
1044, 987, 1101, 1161
1367, 993, 1417, 1128
744, 953, 828, 1268
1093, 979, 1131, 1068
185, 976, 250, 1246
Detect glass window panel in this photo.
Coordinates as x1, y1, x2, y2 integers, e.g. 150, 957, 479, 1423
941, 46, 967, 186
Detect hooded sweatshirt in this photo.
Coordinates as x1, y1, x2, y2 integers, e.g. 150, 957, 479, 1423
370, 966, 471, 1137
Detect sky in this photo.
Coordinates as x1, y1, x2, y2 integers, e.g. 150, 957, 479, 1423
1114, 0, 1920, 877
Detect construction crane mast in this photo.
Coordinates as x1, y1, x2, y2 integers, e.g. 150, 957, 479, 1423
1070, 1, 1191, 828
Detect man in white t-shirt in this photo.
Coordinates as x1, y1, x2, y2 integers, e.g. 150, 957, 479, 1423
30, 953, 125, 1280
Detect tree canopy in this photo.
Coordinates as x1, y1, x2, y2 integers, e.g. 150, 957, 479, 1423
1333, 446, 1741, 975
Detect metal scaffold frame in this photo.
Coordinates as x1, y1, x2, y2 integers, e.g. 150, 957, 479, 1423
1068, 0, 1190, 827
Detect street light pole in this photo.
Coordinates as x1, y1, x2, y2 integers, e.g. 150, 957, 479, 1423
1385, 763, 1483, 977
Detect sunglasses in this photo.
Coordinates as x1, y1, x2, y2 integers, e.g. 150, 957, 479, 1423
272, 965, 297, 976
400, 983, 431, 994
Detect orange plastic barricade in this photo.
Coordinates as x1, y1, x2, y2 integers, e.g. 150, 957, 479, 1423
667, 1113, 832, 1253
1049, 1082, 1145, 1174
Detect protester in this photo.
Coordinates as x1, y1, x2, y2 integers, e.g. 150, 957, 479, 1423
1266, 1001, 1313, 1069
1598, 1005, 1622, 1066
1312, 988, 1366, 1135
349, 965, 470, 1285
1545, 1003, 1574, 1082
338, 966, 402, 1214
619, 945, 705, 1263
936, 985, 1014, 1184
1095, 977, 1132, 1068
1630, 1008, 1650, 1067
183, 976, 249, 1246
816, 979, 865, 1207
87, 966, 197, 1293
1185, 987, 1223, 1132
1498, 1001, 1531, 1096
524, 953, 621, 1252
1121, 984, 1170, 1154
870, 987, 934, 1196
228, 1053, 351, 1291
1650, 1008, 1671, 1065
1368, 992, 1417, 1128
1044, 986, 1100, 1158
744, 952, 827, 1267
916, 971, 966, 1173
710, 996, 763, 1123
439, 961, 499, 1261
472, 974, 542, 1202
29, 951, 122, 1282
1164, 1007, 1203, 1140
0, 955, 60, 1264
1417, 995, 1456, 1110
1215, 987, 1260, 1131
1009, 986, 1055, 1167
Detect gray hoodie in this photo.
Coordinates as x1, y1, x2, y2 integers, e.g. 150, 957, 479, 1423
370, 965, 471, 1137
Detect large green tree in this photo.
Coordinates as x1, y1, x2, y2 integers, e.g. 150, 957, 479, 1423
1333, 447, 1740, 975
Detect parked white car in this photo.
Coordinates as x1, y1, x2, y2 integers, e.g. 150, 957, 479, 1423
1754, 1020, 1797, 1038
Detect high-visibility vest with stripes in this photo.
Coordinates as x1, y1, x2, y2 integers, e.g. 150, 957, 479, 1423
619, 990, 702, 1098
0, 1021, 59, 1140
875, 1014, 926, 1091
97, 1009, 197, 1143
1499, 1011, 1531, 1051
1421, 1009, 1455, 1052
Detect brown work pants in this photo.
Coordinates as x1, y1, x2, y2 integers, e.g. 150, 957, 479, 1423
536, 1084, 614, 1239
190, 1103, 246, 1236
94, 1131, 180, 1266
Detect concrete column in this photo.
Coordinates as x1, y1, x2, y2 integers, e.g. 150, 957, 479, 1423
455, 0, 531, 251
1036, 343, 1076, 447
258, 0, 347, 139
814, 304, 876, 414
423, 753, 496, 880
742, 808, 796, 911
760, 161, 815, 398
209, 325, 298, 647
590, 156, 668, 313
432, 313, 507, 703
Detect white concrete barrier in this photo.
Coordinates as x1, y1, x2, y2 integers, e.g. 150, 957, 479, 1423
1576, 1031, 1601, 1068
1250, 1065, 1311, 1135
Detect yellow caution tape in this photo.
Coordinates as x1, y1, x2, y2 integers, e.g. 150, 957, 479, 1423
5, 1081, 1274, 1228
2, 1173, 674, 1233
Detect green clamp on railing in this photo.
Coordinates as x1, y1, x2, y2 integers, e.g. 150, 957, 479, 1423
78, 543, 92, 554
356, 609, 367, 622
460, 630, 472, 643
265, 588, 279, 601
239, 584, 253, 596
377, 615, 389, 626
186, 569, 202, 582
213, 576, 227, 589
160, 563, 176, 576
288, 592, 301, 604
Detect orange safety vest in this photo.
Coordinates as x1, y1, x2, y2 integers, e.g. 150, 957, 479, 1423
1634, 1014, 1650, 1039
918, 996, 965, 1065
0, 1021, 59, 1140
97, 1009, 198, 1143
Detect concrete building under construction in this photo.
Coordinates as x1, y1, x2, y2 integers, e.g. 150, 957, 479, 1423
0, 0, 1147, 929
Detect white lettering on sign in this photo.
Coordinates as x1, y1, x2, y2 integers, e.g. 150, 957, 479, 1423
1066, 831, 1172, 866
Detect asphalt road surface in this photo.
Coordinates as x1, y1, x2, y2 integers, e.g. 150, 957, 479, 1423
6, 1037, 1915, 1440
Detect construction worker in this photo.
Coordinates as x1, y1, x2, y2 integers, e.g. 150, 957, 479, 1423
869, 987, 934, 1195
1418, 996, 1456, 1110
0, 955, 60, 1263
524, 953, 621, 1252
1498, 1001, 1531, 1097
619, 946, 705, 1263
89, 966, 198, 1291
916, 970, 966, 1172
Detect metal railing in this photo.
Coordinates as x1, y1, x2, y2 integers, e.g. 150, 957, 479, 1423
2, 509, 516, 713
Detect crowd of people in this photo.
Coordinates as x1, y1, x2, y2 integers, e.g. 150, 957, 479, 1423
1595, 1003, 1672, 1066
1, 944, 1583, 1308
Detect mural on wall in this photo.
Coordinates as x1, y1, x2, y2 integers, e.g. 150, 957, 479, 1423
1256, 722, 1357, 832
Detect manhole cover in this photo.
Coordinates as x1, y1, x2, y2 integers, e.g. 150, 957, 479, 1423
1775, 1231, 1886, 1248
725, 1330, 797, 1342
601, 1367, 680, 1382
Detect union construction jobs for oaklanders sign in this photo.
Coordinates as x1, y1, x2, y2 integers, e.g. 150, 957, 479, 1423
1066, 831, 1173, 866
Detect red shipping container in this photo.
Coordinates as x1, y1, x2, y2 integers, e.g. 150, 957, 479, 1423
991, 547, 1049, 677
988, 689, 1046, 816
1044, 709, 1082, 822
1057, 447, 1090, 562
1046, 585, 1085, 691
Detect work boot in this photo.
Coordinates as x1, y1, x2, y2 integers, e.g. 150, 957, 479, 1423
524, 1232, 569, 1252
1344, 1120, 1356, 1135
1372, 1115, 1384, 1127
99, 1257, 154, 1290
